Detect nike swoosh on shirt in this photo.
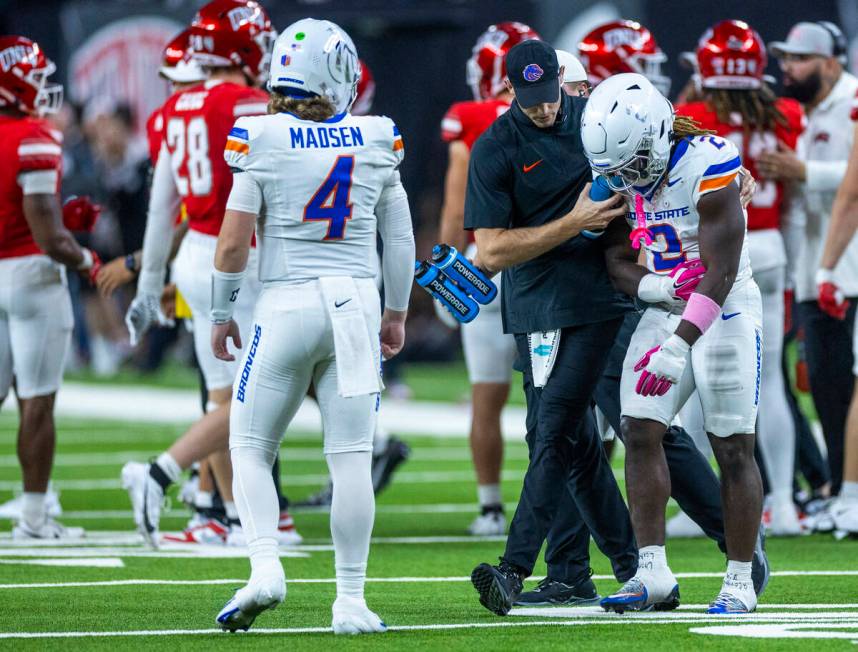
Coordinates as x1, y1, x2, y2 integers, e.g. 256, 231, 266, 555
334, 299, 352, 308
721, 312, 741, 320
667, 177, 682, 187
522, 160, 543, 173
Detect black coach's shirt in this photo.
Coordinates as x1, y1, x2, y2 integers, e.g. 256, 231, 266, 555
464, 92, 632, 334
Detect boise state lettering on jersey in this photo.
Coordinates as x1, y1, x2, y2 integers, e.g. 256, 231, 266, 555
626, 206, 691, 222
289, 125, 364, 149
236, 323, 262, 403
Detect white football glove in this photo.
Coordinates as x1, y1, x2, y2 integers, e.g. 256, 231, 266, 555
634, 334, 690, 396
433, 297, 460, 330
125, 292, 174, 346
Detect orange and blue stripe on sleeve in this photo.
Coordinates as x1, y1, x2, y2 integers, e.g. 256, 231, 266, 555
698, 156, 741, 194
225, 127, 250, 156
392, 125, 404, 152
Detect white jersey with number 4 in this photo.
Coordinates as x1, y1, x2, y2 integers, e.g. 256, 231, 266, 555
628, 135, 752, 289
224, 112, 404, 284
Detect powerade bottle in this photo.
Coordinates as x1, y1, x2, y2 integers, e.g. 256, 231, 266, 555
582, 175, 613, 239
414, 261, 479, 324
430, 244, 498, 305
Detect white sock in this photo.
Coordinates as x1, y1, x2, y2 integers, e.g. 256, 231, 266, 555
156, 452, 182, 484
724, 560, 753, 593
22, 492, 46, 529
840, 481, 858, 504
327, 451, 374, 600
638, 545, 668, 574
231, 445, 280, 578
195, 491, 213, 510
372, 425, 389, 456
477, 484, 502, 507
225, 501, 239, 521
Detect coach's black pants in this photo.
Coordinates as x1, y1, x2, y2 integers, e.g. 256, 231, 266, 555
503, 318, 637, 583
797, 300, 856, 494
542, 312, 727, 584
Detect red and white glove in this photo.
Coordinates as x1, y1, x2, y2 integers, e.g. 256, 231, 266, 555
634, 334, 690, 397
816, 268, 849, 320
637, 260, 707, 306
63, 195, 102, 232
77, 247, 102, 286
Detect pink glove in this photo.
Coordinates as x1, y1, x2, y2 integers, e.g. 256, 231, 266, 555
633, 335, 690, 397
669, 259, 707, 301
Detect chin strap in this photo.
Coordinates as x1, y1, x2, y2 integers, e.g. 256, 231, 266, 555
629, 193, 653, 250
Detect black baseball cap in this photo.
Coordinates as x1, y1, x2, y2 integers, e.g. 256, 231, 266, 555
505, 40, 560, 108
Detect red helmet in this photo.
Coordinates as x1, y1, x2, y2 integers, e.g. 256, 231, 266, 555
188, 0, 276, 86
578, 20, 669, 95
466, 22, 541, 100
696, 20, 766, 90
0, 36, 62, 115
159, 29, 207, 84
352, 59, 375, 116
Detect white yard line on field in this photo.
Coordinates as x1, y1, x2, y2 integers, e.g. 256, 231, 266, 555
23, 383, 530, 439
0, 558, 124, 568
0, 469, 534, 491
1, 611, 857, 639
3, 573, 858, 590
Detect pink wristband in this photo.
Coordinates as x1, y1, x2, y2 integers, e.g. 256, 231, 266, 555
681, 292, 721, 334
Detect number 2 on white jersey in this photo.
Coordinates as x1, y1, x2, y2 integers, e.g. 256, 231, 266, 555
166, 117, 212, 197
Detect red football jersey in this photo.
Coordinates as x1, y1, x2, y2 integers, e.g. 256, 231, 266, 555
0, 116, 62, 259
158, 80, 268, 236
145, 107, 165, 166
441, 98, 510, 151
676, 98, 805, 231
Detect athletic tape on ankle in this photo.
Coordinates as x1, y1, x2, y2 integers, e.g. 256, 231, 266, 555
681, 292, 721, 334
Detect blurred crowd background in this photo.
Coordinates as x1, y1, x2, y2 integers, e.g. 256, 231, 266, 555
1, 0, 856, 388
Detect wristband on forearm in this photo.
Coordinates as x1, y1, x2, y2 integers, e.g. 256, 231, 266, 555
680, 292, 721, 334
211, 268, 245, 324
77, 247, 94, 270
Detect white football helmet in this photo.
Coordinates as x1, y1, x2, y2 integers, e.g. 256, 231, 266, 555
580, 72, 674, 194
268, 18, 360, 114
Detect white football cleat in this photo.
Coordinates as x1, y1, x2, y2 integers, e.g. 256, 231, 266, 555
277, 511, 303, 546
600, 569, 680, 613
767, 494, 803, 536
121, 461, 163, 549
332, 596, 387, 635
707, 586, 757, 614
666, 510, 705, 538
0, 489, 62, 520
468, 509, 506, 536
163, 519, 228, 545
12, 519, 84, 540
225, 524, 245, 547
216, 573, 286, 632
831, 499, 858, 536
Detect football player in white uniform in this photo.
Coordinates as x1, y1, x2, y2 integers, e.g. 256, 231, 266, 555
211, 19, 414, 634
582, 74, 764, 614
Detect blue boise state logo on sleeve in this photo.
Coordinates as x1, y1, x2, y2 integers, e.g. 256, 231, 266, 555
523, 64, 543, 82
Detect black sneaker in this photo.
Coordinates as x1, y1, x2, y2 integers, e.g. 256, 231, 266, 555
751, 520, 770, 597
371, 436, 410, 495
471, 560, 525, 616
514, 573, 601, 607
294, 483, 333, 508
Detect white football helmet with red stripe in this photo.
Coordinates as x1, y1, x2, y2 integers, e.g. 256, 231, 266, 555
466, 22, 540, 100
0, 36, 62, 115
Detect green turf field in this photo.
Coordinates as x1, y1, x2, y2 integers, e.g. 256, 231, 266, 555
0, 407, 855, 649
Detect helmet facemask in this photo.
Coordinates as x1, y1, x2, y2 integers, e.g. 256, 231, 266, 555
32, 60, 63, 115
594, 128, 668, 195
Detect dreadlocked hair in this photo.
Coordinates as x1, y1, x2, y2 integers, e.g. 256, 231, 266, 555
267, 93, 335, 122
705, 85, 786, 134
671, 115, 715, 140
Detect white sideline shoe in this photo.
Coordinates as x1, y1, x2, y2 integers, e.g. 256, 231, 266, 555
468, 509, 506, 536
666, 510, 705, 538
12, 519, 84, 540
121, 462, 163, 549
332, 596, 387, 635
767, 494, 803, 536
216, 573, 286, 632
